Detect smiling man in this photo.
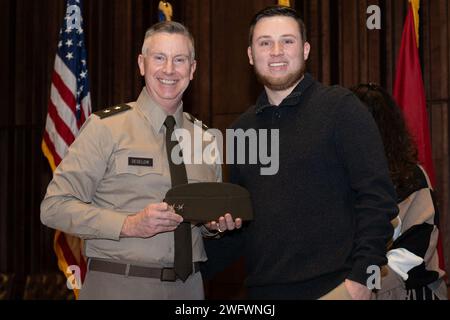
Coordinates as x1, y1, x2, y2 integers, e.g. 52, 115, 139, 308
41, 21, 240, 300
204, 6, 398, 300
248, 13, 310, 100
138, 30, 196, 114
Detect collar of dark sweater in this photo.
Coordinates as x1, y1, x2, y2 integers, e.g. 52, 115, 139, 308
255, 73, 315, 114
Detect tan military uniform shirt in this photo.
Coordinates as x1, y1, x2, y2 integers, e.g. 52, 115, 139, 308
41, 88, 221, 266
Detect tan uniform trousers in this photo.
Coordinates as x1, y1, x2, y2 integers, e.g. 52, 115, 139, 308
79, 269, 204, 300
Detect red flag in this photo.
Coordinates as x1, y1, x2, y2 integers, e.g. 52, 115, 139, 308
42, 0, 90, 298
393, 0, 435, 185
393, 0, 445, 272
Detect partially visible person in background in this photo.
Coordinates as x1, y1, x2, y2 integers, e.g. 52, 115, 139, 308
352, 83, 448, 300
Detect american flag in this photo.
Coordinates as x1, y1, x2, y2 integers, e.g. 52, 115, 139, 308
42, 0, 91, 170
41, 0, 90, 298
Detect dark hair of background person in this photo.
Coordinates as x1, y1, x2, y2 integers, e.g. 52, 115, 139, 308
351, 84, 418, 192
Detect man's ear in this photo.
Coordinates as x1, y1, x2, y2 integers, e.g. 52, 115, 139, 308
303, 42, 311, 61
138, 54, 145, 76
190, 60, 197, 80
247, 46, 254, 65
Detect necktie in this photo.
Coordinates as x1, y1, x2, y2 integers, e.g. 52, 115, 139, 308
164, 115, 192, 281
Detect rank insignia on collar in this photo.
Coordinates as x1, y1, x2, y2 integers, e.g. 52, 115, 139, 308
94, 104, 131, 119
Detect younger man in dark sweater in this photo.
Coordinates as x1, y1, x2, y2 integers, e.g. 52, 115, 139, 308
203, 6, 398, 300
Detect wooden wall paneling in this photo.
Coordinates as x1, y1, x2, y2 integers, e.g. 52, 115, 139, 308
211, 0, 248, 116
19, 0, 56, 126
85, 0, 109, 110
210, 0, 272, 126
320, 1, 332, 85
39, 0, 71, 274
29, 127, 40, 272
111, 1, 133, 105
0, 127, 14, 272
14, 0, 30, 126
130, 0, 149, 102
382, 0, 394, 91
87, 1, 120, 109
183, 0, 212, 124
0, 0, 11, 272
85, 0, 156, 111
296, 0, 332, 84
367, 0, 381, 85
427, 0, 448, 102
423, 0, 450, 275
359, 0, 382, 85
0, 0, 11, 127
0, 130, 8, 271
29, 1, 41, 126
339, 0, 359, 87
298, 0, 383, 87
302, 0, 322, 81
4, 0, 57, 278
11, 129, 23, 276
6, 129, 15, 273
39, 1, 56, 126
430, 103, 449, 273
357, 0, 369, 84
421, 0, 431, 97
384, 0, 407, 92
295, 0, 316, 82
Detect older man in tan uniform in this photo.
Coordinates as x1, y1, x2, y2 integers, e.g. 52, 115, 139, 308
41, 21, 240, 300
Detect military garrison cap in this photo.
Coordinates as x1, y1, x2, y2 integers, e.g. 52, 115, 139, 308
164, 182, 253, 222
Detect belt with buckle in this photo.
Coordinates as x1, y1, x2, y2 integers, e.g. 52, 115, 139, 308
88, 259, 200, 282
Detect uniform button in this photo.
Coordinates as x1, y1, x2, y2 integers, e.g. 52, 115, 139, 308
274, 111, 281, 119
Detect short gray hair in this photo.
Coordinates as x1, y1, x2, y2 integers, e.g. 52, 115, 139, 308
141, 21, 195, 60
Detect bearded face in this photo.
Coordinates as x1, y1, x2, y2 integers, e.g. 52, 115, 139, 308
248, 16, 310, 92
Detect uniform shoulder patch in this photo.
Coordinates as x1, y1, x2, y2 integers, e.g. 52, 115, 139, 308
94, 104, 131, 119
185, 112, 209, 131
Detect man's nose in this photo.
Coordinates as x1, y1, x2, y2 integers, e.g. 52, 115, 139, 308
271, 42, 284, 56
163, 59, 174, 74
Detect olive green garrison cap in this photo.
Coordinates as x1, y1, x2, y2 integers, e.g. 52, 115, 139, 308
164, 182, 253, 222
